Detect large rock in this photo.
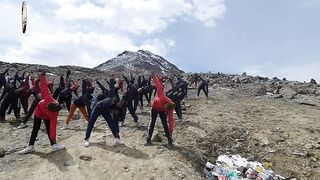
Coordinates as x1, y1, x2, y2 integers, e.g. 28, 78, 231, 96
294, 95, 320, 106
310, 78, 317, 85
279, 86, 297, 99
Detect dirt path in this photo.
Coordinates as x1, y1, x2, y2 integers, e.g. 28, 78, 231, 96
1, 87, 320, 179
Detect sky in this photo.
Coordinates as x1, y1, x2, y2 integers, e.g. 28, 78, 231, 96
0, 0, 320, 81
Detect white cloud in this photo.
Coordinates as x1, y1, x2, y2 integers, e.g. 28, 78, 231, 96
139, 38, 176, 56
192, 0, 226, 26
51, 0, 225, 34
0, 0, 226, 68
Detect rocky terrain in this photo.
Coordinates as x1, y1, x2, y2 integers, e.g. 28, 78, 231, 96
0, 60, 320, 179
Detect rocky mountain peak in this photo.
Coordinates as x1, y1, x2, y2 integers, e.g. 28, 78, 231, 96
94, 50, 184, 75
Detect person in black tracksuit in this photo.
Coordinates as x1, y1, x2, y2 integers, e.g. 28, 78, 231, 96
137, 75, 149, 110
176, 76, 189, 98
166, 88, 185, 121
84, 96, 126, 146
144, 76, 153, 105
121, 75, 141, 126
57, 80, 77, 112
197, 76, 209, 97
53, 75, 65, 99
0, 68, 9, 90
0, 80, 24, 121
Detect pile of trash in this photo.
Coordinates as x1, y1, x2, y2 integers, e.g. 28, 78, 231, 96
203, 155, 286, 180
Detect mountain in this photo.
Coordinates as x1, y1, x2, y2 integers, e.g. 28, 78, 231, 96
94, 50, 184, 74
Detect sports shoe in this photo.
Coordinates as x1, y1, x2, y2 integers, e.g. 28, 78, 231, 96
135, 121, 142, 127
115, 138, 124, 145
51, 144, 65, 152
144, 141, 152, 146
18, 145, 34, 155
84, 140, 90, 147
119, 121, 124, 127
17, 123, 27, 129
167, 140, 174, 149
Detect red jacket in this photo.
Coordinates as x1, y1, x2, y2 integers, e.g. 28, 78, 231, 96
34, 74, 59, 142
152, 75, 175, 133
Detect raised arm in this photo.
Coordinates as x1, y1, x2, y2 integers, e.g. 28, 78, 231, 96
152, 74, 164, 98
96, 80, 107, 91
40, 72, 50, 100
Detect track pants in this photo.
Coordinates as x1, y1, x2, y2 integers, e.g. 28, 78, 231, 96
29, 116, 55, 146
65, 103, 89, 125
85, 103, 120, 140
147, 108, 172, 142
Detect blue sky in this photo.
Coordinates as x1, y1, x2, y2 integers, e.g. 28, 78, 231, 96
0, 0, 319, 81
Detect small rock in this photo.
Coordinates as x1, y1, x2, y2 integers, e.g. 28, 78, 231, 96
311, 157, 318, 162
151, 132, 162, 142
0, 148, 5, 157
304, 143, 313, 149
79, 155, 93, 161
178, 173, 185, 179
64, 160, 74, 166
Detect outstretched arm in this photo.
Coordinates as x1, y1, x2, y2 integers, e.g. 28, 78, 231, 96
96, 80, 107, 91
152, 74, 165, 98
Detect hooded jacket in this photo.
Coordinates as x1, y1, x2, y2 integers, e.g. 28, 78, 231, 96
34, 74, 59, 141
151, 75, 175, 133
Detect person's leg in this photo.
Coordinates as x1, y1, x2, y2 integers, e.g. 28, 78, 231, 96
144, 92, 150, 105
133, 98, 139, 113
66, 103, 77, 125
127, 100, 138, 122
175, 101, 182, 120
159, 112, 173, 144
21, 93, 30, 114
13, 99, 21, 119
202, 87, 208, 97
22, 99, 39, 124
65, 98, 72, 112
84, 105, 101, 140
78, 106, 89, 122
7, 102, 14, 115
153, 88, 157, 97
197, 87, 201, 97
43, 119, 56, 145
102, 112, 120, 139
0, 96, 11, 120
28, 116, 42, 145
146, 108, 158, 143
205, 85, 209, 97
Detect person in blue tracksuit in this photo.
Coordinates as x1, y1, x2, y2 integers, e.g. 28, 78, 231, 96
84, 96, 126, 147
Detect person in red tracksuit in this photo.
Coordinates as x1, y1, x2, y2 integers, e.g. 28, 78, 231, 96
18, 71, 65, 154
144, 73, 176, 148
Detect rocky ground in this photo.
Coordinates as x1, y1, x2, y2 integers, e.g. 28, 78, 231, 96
1, 62, 320, 179
1, 84, 320, 180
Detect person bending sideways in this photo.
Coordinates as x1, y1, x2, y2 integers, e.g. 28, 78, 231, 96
84, 96, 126, 147
144, 73, 176, 148
18, 71, 65, 154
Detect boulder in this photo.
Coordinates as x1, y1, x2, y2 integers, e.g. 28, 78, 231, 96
310, 78, 317, 85
279, 86, 297, 99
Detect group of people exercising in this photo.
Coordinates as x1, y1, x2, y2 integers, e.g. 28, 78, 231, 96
0, 68, 209, 154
